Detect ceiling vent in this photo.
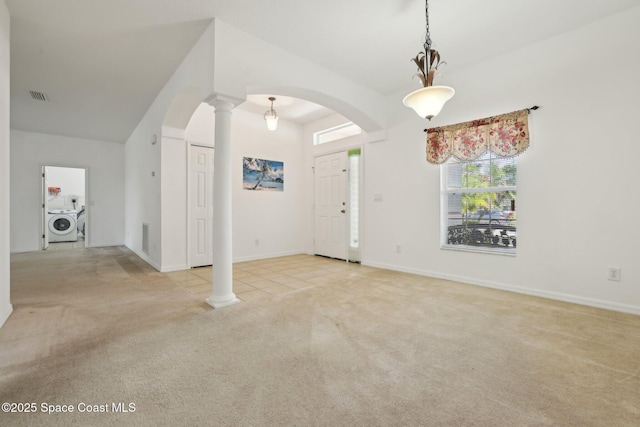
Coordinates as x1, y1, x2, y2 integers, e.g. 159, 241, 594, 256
29, 90, 49, 102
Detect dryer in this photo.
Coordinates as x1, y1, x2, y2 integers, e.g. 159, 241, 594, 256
48, 209, 78, 242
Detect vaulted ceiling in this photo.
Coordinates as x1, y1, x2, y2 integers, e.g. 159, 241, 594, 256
6, 0, 638, 143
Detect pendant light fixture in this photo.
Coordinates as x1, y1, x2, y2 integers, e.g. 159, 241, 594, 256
403, 0, 454, 120
264, 97, 278, 131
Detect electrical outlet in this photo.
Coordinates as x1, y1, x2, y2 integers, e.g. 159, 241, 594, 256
608, 267, 622, 282
394, 244, 401, 254
255, 239, 260, 246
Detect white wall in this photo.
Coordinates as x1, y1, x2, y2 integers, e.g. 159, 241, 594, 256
125, 23, 215, 270
125, 121, 162, 268
0, 0, 12, 328
159, 134, 188, 271
183, 103, 306, 263
184, 102, 215, 145
362, 7, 640, 314
212, 20, 385, 134
231, 109, 305, 261
10, 130, 125, 252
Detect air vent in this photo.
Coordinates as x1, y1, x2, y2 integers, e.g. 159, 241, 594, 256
142, 223, 149, 255
29, 90, 49, 102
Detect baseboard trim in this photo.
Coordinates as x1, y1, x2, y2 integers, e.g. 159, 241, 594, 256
233, 250, 305, 263
126, 245, 162, 272
86, 242, 122, 248
129, 248, 308, 272
0, 303, 13, 329
363, 261, 640, 316
10, 246, 40, 254
161, 264, 189, 273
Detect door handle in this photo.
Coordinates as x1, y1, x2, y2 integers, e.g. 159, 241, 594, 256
340, 209, 346, 213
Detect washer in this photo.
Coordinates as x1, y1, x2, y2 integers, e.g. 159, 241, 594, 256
48, 209, 78, 242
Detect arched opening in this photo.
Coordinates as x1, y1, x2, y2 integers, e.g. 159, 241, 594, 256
246, 85, 384, 135
157, 82, 377, 305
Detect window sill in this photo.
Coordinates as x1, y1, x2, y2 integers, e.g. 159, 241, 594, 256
441, 244, 516, 257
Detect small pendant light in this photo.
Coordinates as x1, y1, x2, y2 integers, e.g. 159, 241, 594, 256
264, 97, 278, 131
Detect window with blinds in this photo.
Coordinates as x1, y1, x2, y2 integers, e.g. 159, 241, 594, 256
441, 151, 517, 254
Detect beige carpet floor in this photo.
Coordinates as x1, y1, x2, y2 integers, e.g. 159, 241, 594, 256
1, 246, 639, 426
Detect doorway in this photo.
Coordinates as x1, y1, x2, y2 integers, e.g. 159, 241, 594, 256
313, 149, 362, 262
42, 166, 87, 250
314, 151, 347, 260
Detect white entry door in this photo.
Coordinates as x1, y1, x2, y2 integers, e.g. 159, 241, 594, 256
314, 152, 347, 260
190, 145, 214, 267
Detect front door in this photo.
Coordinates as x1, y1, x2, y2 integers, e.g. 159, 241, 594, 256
313, 152, 347, 260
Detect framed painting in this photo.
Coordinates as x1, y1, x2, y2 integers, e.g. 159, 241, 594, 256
242, 157, 284, 191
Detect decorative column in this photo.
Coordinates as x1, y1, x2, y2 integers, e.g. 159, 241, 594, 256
206, 96, 239, 309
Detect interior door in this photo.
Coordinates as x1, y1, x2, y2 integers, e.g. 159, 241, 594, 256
314, 151, 347, 260
190, 145, 214, 267
42, 167, 49, 250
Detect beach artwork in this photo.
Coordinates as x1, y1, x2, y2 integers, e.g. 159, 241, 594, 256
242, 157, 284, 191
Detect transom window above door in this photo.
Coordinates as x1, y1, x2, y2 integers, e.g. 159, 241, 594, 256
313, 122, 362, 145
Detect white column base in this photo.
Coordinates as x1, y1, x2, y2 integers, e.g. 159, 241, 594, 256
205, 295, 240, 309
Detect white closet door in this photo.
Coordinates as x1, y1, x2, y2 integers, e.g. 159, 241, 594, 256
190, 145, 214, 267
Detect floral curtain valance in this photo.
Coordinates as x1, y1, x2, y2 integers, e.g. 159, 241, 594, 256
426, 109, 530, 164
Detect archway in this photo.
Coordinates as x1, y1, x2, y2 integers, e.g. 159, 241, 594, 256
159, 82, 382, 308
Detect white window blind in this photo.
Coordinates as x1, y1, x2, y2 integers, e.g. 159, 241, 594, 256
442, 151, 517, 254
